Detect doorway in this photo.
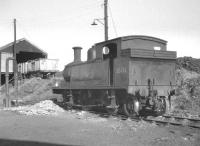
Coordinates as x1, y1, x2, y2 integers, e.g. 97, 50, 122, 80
103, 43, 117, 86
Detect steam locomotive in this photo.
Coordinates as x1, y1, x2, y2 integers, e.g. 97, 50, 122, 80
53, 35, 176, 116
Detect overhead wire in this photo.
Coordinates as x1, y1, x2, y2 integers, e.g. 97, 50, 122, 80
108, 5, 118, 38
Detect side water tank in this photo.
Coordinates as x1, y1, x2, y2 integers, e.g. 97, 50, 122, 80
63, 65, 71, 82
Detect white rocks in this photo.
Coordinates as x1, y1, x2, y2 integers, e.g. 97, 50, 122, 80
3, 100, 65, 116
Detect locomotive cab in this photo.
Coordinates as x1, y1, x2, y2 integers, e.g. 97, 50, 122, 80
102, 43, 117, 60
87, 42, 118, 86
102, 43, 117, 86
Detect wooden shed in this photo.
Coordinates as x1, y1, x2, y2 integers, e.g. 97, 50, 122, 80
0, 38, 47, 85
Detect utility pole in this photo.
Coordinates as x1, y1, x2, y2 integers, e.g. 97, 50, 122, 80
13, 19, 16, 60
104, 0, 108, 41
4, 19, 18, 107
13, 18, 18, 100
0, 52, 1, 87
91, 0, 109, 41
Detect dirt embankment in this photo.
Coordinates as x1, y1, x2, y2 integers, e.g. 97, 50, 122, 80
172, 57, 200, 117
0, 77, 61, 107
176, 57, 200, 73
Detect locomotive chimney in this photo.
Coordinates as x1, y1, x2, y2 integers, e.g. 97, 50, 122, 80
73, 47, 82, 62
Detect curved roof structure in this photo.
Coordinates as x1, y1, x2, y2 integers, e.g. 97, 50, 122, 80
96, 35, 167, 45
120, 35, 167, 44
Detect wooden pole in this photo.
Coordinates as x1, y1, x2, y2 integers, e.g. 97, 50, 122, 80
0, 52, 1, 87
104, 0, 108, 41
13, 18, 18, 101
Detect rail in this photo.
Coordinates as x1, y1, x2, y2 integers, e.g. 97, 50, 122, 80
53, 101, 200, 129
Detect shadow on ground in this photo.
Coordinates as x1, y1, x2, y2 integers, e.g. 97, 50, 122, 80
0, 138, 81, 146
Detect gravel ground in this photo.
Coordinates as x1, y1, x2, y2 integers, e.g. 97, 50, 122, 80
0, 101, 199, 146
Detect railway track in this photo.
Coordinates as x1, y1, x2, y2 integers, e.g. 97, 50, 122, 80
88, 109, 200, 129
54, 101, 200, 129
143, 115, 200, 129
100, 112, 200, 129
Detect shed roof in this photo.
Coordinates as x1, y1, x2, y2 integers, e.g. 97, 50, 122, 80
0, 38, 47, 57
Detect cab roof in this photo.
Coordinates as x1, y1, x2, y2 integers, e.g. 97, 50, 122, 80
95, 35, 167, 45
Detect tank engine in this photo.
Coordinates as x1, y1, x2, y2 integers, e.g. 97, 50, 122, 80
53, 35, 176, 116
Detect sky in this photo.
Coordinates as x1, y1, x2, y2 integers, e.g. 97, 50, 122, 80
0, 0, 200, 70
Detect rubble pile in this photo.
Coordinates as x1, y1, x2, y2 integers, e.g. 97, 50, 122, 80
16, 77, 57, 102
0, 77, 61, 106
3, 100, 65, 116
176, 57, 200, 73
173, 57, 200, 117
172, 68, 200, 116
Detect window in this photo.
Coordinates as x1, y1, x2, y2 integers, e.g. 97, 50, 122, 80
154, 46, 161, 50
102, 43, 117, 60
102, 46, 109, 55
92, 49, 96, 59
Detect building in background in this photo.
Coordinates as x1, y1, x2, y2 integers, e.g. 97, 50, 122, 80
0, 38, 47, 85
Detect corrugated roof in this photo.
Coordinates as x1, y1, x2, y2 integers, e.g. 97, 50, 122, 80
0, 38, 47, 57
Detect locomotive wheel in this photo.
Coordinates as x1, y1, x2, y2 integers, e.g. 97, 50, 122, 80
123, 100, 140, 117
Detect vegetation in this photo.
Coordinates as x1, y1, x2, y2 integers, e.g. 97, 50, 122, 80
172, 57, 200, 117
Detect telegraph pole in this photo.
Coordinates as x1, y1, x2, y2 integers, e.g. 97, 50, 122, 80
104, 0, 108, 41
13, 19, 16, 60
91, 0, 109, 41
0, 52, 1, 87
13, 18, 18, 100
